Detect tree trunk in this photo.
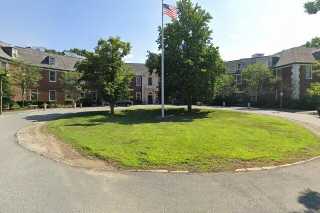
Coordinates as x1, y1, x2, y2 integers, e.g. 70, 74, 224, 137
187, 95, 192, 113
110, 103, 115, 115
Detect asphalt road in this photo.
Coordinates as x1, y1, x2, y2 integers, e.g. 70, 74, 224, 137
1, 107, 320, 213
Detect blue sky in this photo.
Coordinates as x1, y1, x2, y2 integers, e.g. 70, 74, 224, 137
1, 0, 319, 62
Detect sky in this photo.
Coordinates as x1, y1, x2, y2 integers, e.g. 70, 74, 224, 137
0, 0, 319, 62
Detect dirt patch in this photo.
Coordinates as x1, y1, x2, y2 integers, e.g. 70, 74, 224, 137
17, 123, 115, 171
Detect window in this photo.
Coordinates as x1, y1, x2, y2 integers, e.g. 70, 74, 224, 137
148, 77, 152, 86
31, 89, 38, 101
236, 63, 243, 73
12, 48, 18, 58
49, 70, 57, 82
235, 74, 242, 85
49, 90, 56, 101
48, 56, 55, 65
135, 75, 142, 86
0, 61, 6, 70
305, 65, 312, 80
136, 92, 141, 101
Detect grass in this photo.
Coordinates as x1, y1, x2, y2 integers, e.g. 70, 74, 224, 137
47, 108, 320, 172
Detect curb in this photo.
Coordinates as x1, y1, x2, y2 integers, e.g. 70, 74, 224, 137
235, 156, 320, 173
16, 122, 320, 175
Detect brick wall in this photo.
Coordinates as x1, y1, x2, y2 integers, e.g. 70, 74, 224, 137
37, 69, 65, 104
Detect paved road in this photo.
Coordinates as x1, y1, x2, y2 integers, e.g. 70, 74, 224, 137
1, 107, 320, 213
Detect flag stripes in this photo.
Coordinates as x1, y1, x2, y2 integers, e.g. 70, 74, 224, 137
163, 4, 177, 20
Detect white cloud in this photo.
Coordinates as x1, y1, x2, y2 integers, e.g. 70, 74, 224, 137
215, 0, 320, 61
124, 54, 134, 63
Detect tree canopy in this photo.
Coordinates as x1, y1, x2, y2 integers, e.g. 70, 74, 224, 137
0, 66, 11, 107
304, 0, 320, 14
76, 37, 133, 115
147, 0, 225, 112
242, 63, 274, 104
62, 72, 82, 106
214, 74, 238, 101
10, 60, 42, 105
306, 37, 320, 48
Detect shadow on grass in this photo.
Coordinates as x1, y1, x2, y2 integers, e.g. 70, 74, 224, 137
63, 108, 211, 127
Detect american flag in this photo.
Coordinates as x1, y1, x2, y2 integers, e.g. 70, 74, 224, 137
163, 4, 177, 20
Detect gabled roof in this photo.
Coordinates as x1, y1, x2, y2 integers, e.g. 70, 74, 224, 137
273, 46, 320, 67
0, 40, 83, 71
14, 47, 82, 71
127, 63, 149, 74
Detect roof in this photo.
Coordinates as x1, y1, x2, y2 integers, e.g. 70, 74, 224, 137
0, 47, 11, 60
273, 46, 320, 67
0, 41, 147, 72
14, 47, 82, 71
0, 40, 83, 71
127, 63, 149, 74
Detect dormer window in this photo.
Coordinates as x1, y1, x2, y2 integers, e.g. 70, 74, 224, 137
12, 48, 18, 58
3, 47, 18, 58
48, 56, 55, 65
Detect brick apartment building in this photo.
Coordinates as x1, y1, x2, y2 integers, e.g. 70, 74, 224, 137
0, 41, 159, 105
225, 46, 320, 104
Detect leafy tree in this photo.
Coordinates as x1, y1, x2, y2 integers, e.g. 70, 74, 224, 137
308, 83, 320, 96
45, 49, 65, 55
62, 72, 82, 107
67, 48, 88, 57
306, 37, 320, 48
10, 60, 42, 106
145, 51, 161, 74
242, 63, 274, 104
151, 0, 224, 112
305, 0, 320, 14
77, 37, 133, 115
214, 74, 238, 101
0, 66, 11, 110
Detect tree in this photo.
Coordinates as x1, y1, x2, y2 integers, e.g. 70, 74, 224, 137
145, 51, 161, 74
308, 83, 320, 96
0, 66, 10, 113
214, 74, 238, 102
242, 63, 274, 104
150, 0, 224, 112
305, 0, 320, 14
62, 72, 82, 107
77, 37, 133, 115
67, 48, 88, 57
306, 37, 320, 48
45, 49, 65, 55
10, 61, 42, 106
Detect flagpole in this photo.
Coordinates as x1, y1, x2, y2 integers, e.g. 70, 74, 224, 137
161, 0, 165, 118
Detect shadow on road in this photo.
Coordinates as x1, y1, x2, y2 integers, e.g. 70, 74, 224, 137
292, 189, 320, 213
24, 112, 84, 122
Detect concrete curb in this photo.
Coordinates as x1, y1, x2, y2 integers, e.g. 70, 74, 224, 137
15, 108, 320, 175
235, 156, 320, 173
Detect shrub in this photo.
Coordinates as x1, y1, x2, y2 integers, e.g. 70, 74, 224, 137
11, 102, 21, 110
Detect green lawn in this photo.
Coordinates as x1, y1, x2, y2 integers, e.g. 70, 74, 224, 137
47, 108, 320, 172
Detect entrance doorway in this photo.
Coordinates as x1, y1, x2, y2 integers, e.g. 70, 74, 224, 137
148, 93, 153, 104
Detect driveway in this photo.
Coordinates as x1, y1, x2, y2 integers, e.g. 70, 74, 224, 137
0, 106, 320, 213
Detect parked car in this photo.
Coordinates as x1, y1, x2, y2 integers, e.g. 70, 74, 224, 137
115, 100, 133, 107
